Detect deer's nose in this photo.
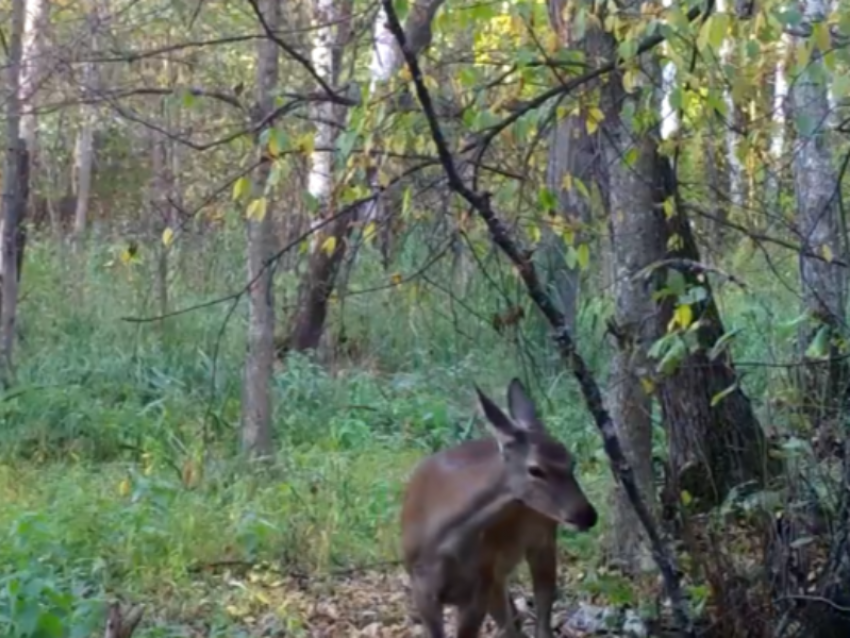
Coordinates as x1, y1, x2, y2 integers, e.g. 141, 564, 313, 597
574, 504, 598, 531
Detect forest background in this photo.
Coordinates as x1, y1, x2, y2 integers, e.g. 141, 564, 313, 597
0, 0, 849, 635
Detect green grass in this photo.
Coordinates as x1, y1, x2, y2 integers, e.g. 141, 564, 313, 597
0, 232, 808, 636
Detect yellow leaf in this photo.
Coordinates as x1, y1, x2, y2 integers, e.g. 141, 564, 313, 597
390, 272, 403, 285
118, 478, 131, 496
681, 490, 693, 506
822, 244, 834, 262
529, 224, 542, 244
663, 197, 675, 218
232, 176, 251, 201
813, 21, 830, 52
577, 243, 590, 270
321, 235, 337, 255
561, 172, 573, 192
640, 377, 655, 394
297, 133, 315, 154
363, 221, 377, 243
162, 227, 174, 247
623, 67, 639, 93
268, 133, 280, 158
550, 215, 565, 236
246, 197, 268, 221
119, 249, 132, 265
670, 303, 693, 330
586, 106, 604, 134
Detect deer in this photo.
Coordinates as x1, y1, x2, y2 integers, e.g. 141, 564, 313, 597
400, 378, 598, 638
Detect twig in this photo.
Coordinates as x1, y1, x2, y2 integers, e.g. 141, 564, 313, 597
633, 258, 748, 288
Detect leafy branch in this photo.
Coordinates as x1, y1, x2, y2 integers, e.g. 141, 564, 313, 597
378, 0, 697, 633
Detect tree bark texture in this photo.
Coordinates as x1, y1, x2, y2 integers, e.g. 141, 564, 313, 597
655, 158, 777, 509
600, 37, 665, 574
241, 0, 280, 458
72, 0, 101, 244
0, 0, 42, 385
542, 0, 610, 335
788, 0, 848, 429
286, 0, 445, 354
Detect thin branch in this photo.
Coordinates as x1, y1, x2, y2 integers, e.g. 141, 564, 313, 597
120, 158, 437, 323
378, 0, 696, 634
461, 4, 704, 164
244, 0, 355, 106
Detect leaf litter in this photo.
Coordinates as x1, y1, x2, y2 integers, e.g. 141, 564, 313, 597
166, 559, 614, 637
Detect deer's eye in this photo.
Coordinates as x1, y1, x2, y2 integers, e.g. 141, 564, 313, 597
528, 466, 546, 480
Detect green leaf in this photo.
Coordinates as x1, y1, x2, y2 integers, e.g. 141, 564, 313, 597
538, 187, 557, 212
401, 186, 413, 218
679, 285, 708, 305
458, 67, 478, 88
777, 8, 803, 27
710, 381, 738, 407
38, 612, 65, 638
181, 88, 197, 108
813, 21, 831, 52
833, 74, 850, 100
705, 13, 729, 51
648, 333, 674, 359
565, 246, 578, 269
657, 336, 688, 375
805, 325, 831, 360
665, 269, 687, 296
337, 130, 359, 162
393, 0, 410, 21
708, 327, 742, 360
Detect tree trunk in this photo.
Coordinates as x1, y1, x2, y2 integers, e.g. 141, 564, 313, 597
599, 26, 665, 573
0, 0, 46, 385
284, 0, 350, 356
765, 37, 789, 218
655, 159, 777, 510
718, 6, 746, 221
285, 0, 444, 355
540, 114, 595, 337
788, 0, 847, 435
72, 0, 101, 247
241, 0, 281, 459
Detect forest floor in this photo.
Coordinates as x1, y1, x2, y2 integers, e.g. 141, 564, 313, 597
161, 558, 611, 637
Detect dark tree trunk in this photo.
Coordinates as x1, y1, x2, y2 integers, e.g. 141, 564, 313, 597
654, 157, 778, 510
283, 211, 356, 354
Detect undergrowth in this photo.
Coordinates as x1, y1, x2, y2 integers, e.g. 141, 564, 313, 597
0, 234, 803, 636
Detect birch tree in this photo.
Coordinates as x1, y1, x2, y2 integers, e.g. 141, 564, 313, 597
788, 0, 847, 427
284, 0, 446, 355
0, 0, 48, 383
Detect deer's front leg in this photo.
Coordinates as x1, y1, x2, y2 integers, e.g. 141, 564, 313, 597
526, 531, 557, 638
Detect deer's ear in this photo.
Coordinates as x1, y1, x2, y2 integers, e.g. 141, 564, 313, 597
475, 385, 527, 450
506, 378, 545, 432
